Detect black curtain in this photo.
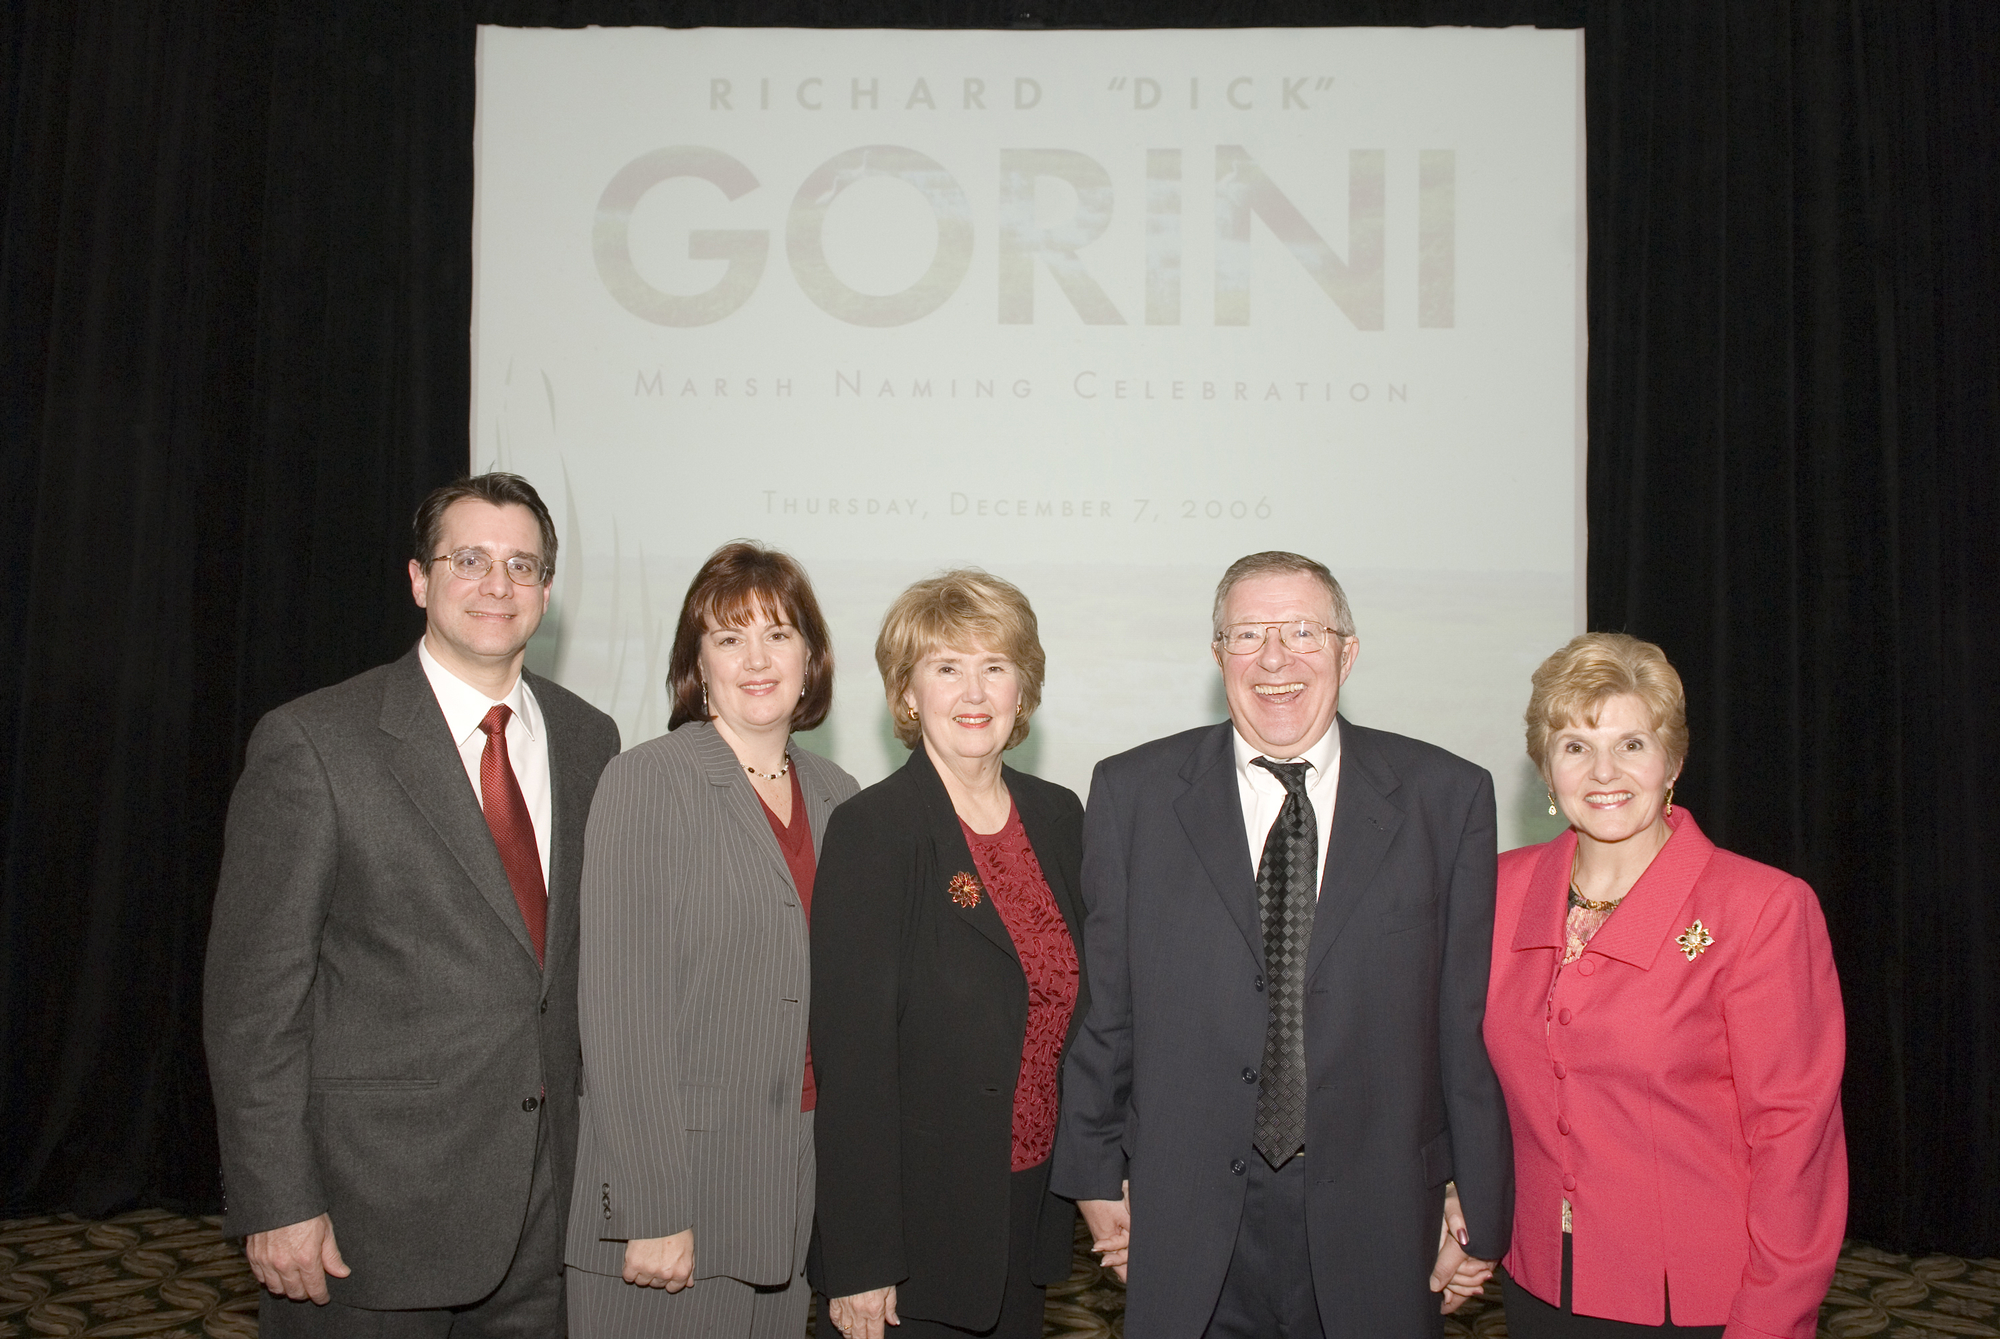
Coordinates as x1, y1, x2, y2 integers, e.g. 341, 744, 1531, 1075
2, 0, 1994, 1257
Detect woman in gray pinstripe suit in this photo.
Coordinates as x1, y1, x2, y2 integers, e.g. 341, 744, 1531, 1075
565, 541, 859, 1339
812, 571, 1088, 1339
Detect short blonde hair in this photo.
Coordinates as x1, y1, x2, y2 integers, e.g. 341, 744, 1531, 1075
1525, 632, 1689, 778
876, 571, 1046, 751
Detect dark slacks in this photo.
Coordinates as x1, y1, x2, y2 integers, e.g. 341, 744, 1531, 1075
891, 1160, 1051, 1339
259, 1110, 565, 1339
1203, 1153, 1324, 1339
1501, 1235, 1726, 1339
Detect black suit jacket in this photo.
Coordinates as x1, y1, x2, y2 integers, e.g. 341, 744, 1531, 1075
810, 747, 1087, 1331
203, 647, 621, 1309
1049, 717, 1513, 1339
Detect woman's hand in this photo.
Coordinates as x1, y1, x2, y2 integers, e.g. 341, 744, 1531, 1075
1429, 1183, 1495, 1313
622, 1230, 695, 1291
828, 1286, 899, 1339
1078, 1180, 1132, 1280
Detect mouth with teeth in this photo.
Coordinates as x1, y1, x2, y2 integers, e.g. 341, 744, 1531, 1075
1253, 682, 1307, 701
953, 713, 994, 728
1583, 790, 1635, 807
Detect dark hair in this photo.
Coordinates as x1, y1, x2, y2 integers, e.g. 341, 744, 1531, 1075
667, 541, 834, 732
412, 473, 559, 582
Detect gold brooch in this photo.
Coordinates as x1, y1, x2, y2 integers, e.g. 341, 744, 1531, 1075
948, 871, 983, 909
1675, 919, 1715, 960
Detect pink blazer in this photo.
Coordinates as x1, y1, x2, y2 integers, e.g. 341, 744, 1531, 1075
1484, 809, 1846, 1339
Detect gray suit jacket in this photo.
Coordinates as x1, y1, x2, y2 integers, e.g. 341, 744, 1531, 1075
203, 646, 621, 1310
1050, 717, 1513, 1339
565, 721, 858, 1287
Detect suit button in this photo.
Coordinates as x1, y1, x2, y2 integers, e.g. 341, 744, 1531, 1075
1558, 1008, 1572, 1025
539, 999, 548, 1014
1562, 1173, 1577, 1191
1553, 1062, 1567, 1079
1241, 1068, 1258, 1084
1557, 1117, 1571, 1135
1231, 1159, 1247, 1176
522, 1097, 540, 1112
1254, 975, 1266, 992
1578, 960, 1595, 977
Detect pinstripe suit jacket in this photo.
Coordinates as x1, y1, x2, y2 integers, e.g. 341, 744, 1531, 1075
565, 721, 858, 1287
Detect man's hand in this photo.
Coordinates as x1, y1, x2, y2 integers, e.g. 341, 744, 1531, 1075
245, 1213, 350, 1304
1429, 1183, 1495, 1313
1078, 1180, 1132, 1281
828, 1285, 899, 1339
623, 1229, 695, 1291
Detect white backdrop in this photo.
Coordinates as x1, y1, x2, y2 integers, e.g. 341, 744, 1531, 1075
473, 25, 1583, 848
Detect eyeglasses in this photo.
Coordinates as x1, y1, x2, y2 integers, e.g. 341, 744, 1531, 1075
1214, 620, 1345, 655
428, 549, 548, 586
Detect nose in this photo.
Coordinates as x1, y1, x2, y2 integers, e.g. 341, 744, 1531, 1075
478, 561, 513, 598
1588, 748, 1620, 783
743, 635, 770, 669
961, 672, 988, 704
1255, 626, 1290, 671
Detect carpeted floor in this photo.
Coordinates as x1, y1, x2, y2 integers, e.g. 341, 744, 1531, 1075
3, 1210, 1995, 1338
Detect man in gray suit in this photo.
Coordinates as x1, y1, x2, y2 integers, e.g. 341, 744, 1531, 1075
205, 473, 621, 1337
1050, 550, 1512, 1338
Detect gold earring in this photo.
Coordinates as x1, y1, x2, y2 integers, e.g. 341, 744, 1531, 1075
906, 706, 919, 722
1665, 784, 1675, 819
1546, 790, 1557, 817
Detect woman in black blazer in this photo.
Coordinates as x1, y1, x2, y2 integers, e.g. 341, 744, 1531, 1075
811, 570, 1088, 1339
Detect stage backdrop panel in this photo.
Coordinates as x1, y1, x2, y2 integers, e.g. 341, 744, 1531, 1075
473, 25, 1582, 847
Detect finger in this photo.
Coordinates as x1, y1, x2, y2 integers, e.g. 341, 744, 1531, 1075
885, 1295, 900, 1324
322, 1233, 351, 1279
1113, 1262, 1128, 1282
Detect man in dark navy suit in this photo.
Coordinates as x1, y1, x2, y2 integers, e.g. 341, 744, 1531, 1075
1051, 550, 1511, 1338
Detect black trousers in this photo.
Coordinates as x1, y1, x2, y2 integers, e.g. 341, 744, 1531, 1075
1501, 1235, 1726, 1339
1203, 1153, 1323, 1339
259, 1111, 565, 1339
893, 1160, 1051, 1339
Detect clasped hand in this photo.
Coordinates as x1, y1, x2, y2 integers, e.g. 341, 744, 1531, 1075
623, 1229, 695, 1291
829, 1285, 899, 1339
1428, 1182, 1497, 1314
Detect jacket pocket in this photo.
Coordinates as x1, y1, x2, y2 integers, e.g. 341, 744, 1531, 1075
309, 1077, 441, 1092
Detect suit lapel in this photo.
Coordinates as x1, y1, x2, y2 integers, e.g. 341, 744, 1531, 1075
1172, 722, 1263, 965
532, 672, 589, 986
379, 652, 539, 967
690, 722, 797, 896
793, 748, 842, 857
907, 748, 1018, 962
1512, 832, 1577, 952
1306, 718, 1405, 985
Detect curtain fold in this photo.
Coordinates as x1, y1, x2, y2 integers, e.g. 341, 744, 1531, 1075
2, 0, 1993, 1255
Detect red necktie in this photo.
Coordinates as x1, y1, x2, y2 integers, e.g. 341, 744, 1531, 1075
478, 704, 546, 966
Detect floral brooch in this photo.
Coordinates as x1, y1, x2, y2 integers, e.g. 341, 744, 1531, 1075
948, 871, 983, 909
1675, 919, 1715, 961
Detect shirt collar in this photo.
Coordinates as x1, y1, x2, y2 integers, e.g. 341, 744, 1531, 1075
1232, 716, 1341, 787
417, 638, 541, 749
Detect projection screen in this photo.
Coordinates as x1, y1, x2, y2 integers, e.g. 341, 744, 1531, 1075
472, 25, 1583, 848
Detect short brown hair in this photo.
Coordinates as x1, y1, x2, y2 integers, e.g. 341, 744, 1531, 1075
1212, 551, 1355, 638
412, 473, 558, 581
1525, 632, 1689, 778
666, 542, 834, 732
876, 571, 1045, 751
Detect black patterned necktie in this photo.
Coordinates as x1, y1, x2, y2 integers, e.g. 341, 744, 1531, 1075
1251, 757, 1316, 1169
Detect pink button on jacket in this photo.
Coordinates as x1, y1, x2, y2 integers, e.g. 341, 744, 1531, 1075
1484, 809, 1847, 1339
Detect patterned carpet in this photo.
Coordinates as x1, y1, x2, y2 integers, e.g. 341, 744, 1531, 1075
3, 1210, 1995, 1338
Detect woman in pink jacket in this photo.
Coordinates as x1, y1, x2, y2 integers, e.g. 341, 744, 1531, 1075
1483, 633, 1846, 1339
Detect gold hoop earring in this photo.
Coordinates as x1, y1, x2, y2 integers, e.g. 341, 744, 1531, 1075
1664, 784, 1675, 819
1546, 790, 1558, 817
905, 706, 919, 722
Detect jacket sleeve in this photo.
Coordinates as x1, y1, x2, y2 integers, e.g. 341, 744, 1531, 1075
1719, 878, 1848, 1339
1439, 766, 1514, 1261
203, 708, 338, 1237
575, 752, 696, 1241
809, 797, 915, 1297
1047, 758, 1134, 1202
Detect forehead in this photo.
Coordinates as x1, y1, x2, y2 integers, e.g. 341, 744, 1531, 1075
437, 499, 543, 555
1223, 571, 1335, 622
1557, 692, 1659, 735
920, 642, 1009, 662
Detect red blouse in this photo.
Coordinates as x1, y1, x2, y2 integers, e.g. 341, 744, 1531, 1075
960, 806, 1079, 1171
758, 768, 817, 1112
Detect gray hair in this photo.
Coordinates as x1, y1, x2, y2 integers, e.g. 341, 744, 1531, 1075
1211, 551, 1355, 638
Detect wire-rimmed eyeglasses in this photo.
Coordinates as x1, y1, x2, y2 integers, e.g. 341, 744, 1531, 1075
1214, 620, 1345, 655
427, 548, 548, 586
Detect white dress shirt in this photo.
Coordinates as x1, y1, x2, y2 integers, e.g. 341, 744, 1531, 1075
1233, 720, 1342, 898
419, 638, 553, 885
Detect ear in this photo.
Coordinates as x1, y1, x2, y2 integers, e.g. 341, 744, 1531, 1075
409, 558, 430, 609
1334, 634, 1360, 686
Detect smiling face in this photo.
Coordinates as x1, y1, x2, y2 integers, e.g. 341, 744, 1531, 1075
1546, 692, 1681, 845
697, 605, 807, 740
903, 643, 1022, 767
408, 498, 550, 685
1214, 571, 1356, 759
